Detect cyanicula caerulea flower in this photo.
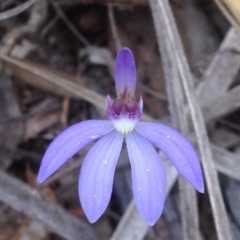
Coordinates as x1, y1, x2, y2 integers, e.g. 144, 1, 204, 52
37, 47, 204, 226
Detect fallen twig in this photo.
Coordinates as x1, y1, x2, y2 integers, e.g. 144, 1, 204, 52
0, 169, 98, 240
149, 0, 232, 239
197, 28, 240, 106
0, 0, 35, 21
50, 0, 90, 46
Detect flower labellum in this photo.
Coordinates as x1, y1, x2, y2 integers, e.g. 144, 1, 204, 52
38, 47, 204, 226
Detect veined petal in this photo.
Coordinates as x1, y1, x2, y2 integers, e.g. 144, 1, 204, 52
114, 47, 136, 96
79, 130, 124, 223
126, 131, 166, 226
37, 120, 114, 183
136, 123, 204, 193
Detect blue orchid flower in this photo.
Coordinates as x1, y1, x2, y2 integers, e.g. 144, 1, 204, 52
37, 47, 204, 226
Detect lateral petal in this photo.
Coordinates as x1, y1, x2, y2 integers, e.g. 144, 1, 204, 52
126, 131, 166, 226
37, 120, 114, 183
114, 47, 136, 96
79, 130, 124, 223
136, 122, 204, 193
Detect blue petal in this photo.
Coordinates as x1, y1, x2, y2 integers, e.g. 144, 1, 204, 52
126, 131, 166, 226
114, 47, 136, 96
79, 130, 124, 223
37, 120, 114, 183
136, 123, 204, 193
